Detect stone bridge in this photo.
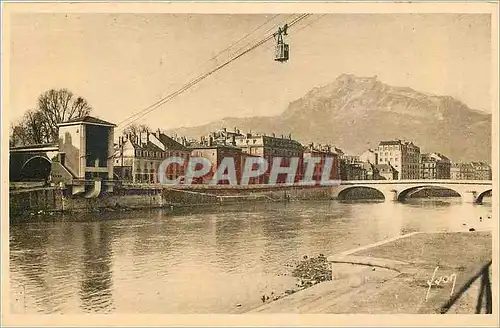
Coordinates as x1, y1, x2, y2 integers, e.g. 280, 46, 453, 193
9, 144, 59, 181
332, 180, 493, 204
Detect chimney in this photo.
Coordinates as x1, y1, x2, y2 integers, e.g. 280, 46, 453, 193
272, 133, 275, 137
157, 128, 161, 137
209, 135, 214, 146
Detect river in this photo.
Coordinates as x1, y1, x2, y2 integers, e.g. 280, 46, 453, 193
9, 197, 492, 314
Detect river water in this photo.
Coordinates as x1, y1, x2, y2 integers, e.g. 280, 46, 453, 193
9, 197, 492, 314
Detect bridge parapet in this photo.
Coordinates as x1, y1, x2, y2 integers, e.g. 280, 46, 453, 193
333, 180, 492, 204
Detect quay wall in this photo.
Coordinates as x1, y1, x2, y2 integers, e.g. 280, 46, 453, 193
9, 184, 334, 217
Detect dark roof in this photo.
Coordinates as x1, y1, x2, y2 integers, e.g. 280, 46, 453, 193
142, 141, 164, 152
188, 143, 243, 151
379, 140, 403, 146
158, 133, 188, 151
58, 115, 116, 127
262, 135, 304, 148
422, 153, 451, 162
436, 153, 450, 161
124, 140, 164, 153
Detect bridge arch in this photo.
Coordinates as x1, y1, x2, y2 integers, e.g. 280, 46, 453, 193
476, 189, 492, 204
20, 155, 52, 181
337, 186, 386, 201
397, 185, 461, 202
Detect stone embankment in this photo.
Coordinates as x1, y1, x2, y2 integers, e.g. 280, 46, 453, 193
9, 183, 335, 218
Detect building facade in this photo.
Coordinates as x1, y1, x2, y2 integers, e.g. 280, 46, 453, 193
56, 116, 116, 182
114, 130, 190, 183
450, 163, 461, 180
374, 164, 398, 180
420, 153, 451, 179
359, 149, 378, 165
189, 142, 243, 185
340, 155, 367, 180
470, 162, 492, 180
375, 140, 420, 180
302, 143, 340, 184
234, 132, 304, 184
450, 162, 492, 180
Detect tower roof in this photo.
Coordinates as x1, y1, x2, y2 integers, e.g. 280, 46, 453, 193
57, 115, 116, 127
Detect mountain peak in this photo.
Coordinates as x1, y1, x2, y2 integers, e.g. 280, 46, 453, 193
168, 75, 491, 162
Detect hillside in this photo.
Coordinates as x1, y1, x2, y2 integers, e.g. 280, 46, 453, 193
168, 74, 492, 163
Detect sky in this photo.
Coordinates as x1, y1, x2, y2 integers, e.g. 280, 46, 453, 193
9, 13, 492, 131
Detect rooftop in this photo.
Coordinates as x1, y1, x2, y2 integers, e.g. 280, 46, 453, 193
158, 133, 188, 151
58, 115, 116, 127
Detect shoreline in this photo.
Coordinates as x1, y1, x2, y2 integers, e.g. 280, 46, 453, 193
10, 182, 481, 221
246, 230, 492, 314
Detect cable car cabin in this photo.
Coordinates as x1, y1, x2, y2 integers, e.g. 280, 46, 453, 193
275, 43, 289, 62
274, 24, 289, 62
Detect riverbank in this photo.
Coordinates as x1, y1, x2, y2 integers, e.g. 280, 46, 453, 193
246, 231, 492, 314
9, 183, 335, 219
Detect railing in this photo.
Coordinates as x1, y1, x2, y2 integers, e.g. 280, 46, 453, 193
439, 260, 492, 314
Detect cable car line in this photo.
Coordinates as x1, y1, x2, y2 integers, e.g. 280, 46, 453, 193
207, 14, 280, 64
259, 14, 324, 54
119, 13, 309, 129
227, 14, 296, 59
293, 14, 326, 34
116, 14, 282, 128
118, 13, 311, 129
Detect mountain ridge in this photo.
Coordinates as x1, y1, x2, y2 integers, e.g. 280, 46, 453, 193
167, 74, 491, 163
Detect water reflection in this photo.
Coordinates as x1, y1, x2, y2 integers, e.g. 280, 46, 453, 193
10, 199, 492, 314
79, 223, 113, 312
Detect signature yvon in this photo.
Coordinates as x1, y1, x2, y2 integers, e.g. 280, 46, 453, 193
425, 266, 458, 302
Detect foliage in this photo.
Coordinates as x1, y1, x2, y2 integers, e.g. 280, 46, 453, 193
10, 89, 92, 146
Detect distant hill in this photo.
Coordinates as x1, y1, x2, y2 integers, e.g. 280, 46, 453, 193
168, 74, 492, 163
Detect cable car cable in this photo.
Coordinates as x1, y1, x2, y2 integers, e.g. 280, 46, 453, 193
292, 14, 326, 34
117, 14, 281, 127
118, 13, 310, 129
119, 13, 309, 129
227, 14, 296, 59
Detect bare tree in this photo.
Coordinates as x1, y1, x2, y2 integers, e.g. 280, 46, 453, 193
123, 124, 150, 137
9, 89, 92, 146
37, 89, 92, 141
9, 123, 29, 147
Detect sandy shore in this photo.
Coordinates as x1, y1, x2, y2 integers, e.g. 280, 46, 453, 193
247, 231, 492, 314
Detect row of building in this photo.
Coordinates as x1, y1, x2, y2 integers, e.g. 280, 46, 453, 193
341, 139, 491, 181
113, 128, 339, 184
113, 128, 492, 184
